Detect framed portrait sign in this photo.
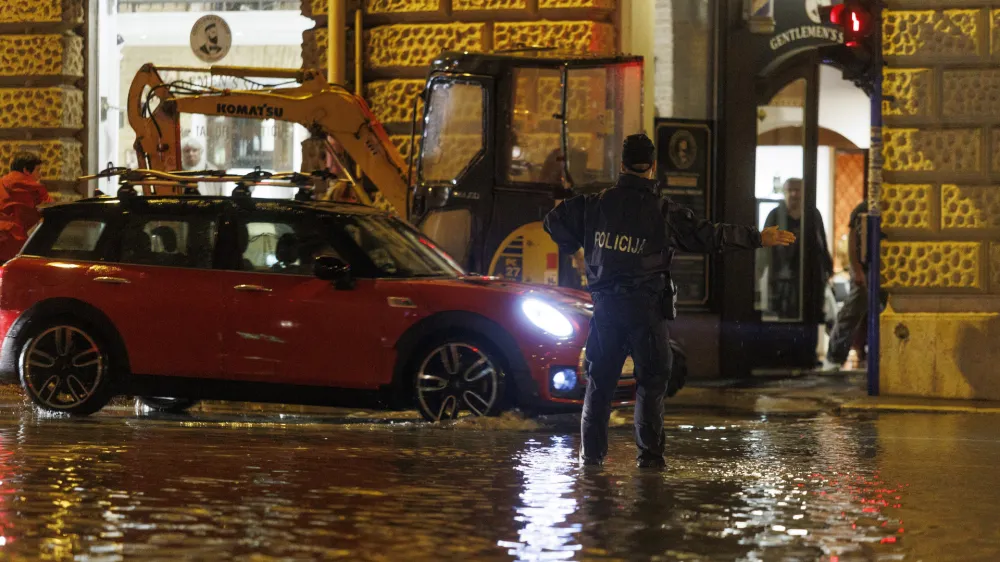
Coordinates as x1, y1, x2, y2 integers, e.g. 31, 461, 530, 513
655, 119, 713, 308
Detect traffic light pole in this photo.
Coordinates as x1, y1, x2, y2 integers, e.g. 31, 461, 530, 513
866, 0, 883, 396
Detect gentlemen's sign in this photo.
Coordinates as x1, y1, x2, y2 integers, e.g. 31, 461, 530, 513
753, 0, 842, 72
769, 24, 843, 50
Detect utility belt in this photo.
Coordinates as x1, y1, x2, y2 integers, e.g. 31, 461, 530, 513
592, 273, 678, 320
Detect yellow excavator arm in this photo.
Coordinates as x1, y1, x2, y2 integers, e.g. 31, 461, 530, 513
126, 64, 409, 215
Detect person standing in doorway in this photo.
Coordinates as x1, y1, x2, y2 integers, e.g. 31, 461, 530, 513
824, 200, 869, 370
544, 133, 795, 469
758, 178, 833, 321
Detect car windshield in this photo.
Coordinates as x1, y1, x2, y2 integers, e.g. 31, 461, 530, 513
331, 214, 465, 279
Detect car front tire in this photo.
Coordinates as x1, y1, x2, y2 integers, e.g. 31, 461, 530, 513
412, 334, 507, 422
18, 318, 118, 416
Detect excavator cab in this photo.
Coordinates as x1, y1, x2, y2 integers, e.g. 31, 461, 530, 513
410, 51, 644, 288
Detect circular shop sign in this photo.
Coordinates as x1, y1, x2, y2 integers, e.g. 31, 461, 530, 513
190, 15, 232, 64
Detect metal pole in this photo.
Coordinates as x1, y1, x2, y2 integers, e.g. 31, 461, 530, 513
327, 0, 346, 84
866, 0, 883, 396
354, 8, 363, 97
354, 8, 364, 185
86, 0, 100, 184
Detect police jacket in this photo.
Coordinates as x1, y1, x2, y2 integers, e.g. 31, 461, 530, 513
543, 173, 763, 292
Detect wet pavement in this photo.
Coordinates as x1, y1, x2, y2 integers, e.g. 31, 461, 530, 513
0, 392, 995, 561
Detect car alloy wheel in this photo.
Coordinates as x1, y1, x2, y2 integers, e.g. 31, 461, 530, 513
21, 325, 107, 413
415, 342, 502, 422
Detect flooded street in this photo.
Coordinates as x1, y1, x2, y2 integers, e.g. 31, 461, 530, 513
0, 396, 994, 561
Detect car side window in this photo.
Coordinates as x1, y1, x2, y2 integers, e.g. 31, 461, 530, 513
238, 218, 341, 276
118, 215, 218, 269
47, 220, 108, 260
52, 220, 105, 251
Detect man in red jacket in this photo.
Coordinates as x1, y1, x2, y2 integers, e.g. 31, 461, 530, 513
0, 152, 52, 207
0, 152, 49, 262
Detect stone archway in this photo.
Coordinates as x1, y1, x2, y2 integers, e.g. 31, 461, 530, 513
757, 126, 859, 150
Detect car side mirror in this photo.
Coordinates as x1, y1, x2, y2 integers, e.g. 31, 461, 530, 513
314, 256, 353, 289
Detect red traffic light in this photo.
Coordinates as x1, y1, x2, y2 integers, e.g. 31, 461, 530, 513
821, 0, 873, 45
845, 5, 871, 35
828, 4, 846, 25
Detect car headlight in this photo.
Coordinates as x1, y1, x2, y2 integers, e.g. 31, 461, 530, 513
551, 368, 578, 393
521, 298, 574, 338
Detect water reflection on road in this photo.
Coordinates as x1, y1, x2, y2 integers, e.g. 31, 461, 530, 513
0, 399, 991, 561
503, 436, 579, 560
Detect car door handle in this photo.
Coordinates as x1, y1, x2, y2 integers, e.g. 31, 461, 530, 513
93, 276, 131, 285
234, 284, 272, 293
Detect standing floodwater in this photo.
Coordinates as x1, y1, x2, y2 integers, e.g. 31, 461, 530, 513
0, 397, 994, 561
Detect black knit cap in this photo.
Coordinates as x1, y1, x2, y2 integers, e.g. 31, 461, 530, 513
622, 133, 655, 172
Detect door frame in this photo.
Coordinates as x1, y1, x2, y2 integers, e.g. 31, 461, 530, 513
757, 57, 823, 321
751, 57, 825, 369
717, 43, 830, 375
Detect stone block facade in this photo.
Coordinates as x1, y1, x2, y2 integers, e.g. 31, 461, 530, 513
299, 0, 618, 158
0, 87, 83, 130
0, 0, 83, 29
0, 138, 82, 181
881, 1, 1000, 399
0, 0, 86, 198
365, 22, 487, 72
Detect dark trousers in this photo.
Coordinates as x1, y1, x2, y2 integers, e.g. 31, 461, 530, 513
583, 290, 672, 463
826, 280, 869, 365
769, 278, 799, 319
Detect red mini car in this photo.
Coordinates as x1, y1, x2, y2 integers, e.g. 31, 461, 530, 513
0, 195, 639, 420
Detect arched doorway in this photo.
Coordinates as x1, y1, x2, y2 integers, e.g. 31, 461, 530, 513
749, 54, 871, 371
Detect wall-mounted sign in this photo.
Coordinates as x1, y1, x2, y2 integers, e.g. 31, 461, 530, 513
655, 119, 713, 307
765, 0, 841, 63
190, 15, 232, 64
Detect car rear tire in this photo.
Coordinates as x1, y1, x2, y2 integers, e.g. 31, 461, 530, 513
136, 397, 198, 413
18, 318, 118, 416
412, 335, 507, 422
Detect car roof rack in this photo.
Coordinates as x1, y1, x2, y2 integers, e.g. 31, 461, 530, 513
79, 164, 336, 201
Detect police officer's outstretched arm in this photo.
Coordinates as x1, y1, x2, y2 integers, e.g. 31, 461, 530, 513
544, 195, 587, 254
664, 198, 795, 252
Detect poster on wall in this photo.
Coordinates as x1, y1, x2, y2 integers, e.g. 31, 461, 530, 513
655, 119, 713, 308
190, 15, 232, 64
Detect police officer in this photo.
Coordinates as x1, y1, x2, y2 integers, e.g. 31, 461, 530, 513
544, 133, 796, 469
